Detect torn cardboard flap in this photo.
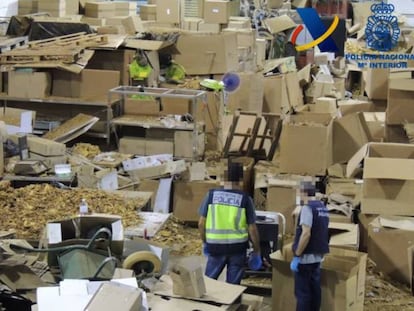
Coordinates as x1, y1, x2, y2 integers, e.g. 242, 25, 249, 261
363, 157, 414, 181
123, 38, 174, 51
128, 160, 186, 180
263, 57, 297, 74
345, 143, 369, 178
329, 222, 359, 250
346, 142, 414, 178
263, 15, 296, 34
379, 216, 414, 231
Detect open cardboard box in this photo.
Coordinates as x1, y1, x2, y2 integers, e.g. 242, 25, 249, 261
278, 114, 334, 175
368, 215, 414, 285
271, 244, 367, 311
387, 71, 414, 125
346, 142, 414, 216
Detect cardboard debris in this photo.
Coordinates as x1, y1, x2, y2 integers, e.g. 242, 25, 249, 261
153, 275, 246, 305
42, 113, 99, 143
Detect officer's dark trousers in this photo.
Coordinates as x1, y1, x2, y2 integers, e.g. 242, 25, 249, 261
294, 262, 321, 311
205, 253, 246, 285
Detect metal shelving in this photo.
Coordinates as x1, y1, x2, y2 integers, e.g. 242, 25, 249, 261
108, 86, 208, 160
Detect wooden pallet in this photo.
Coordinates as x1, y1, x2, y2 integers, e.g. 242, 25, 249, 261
0, 47, 84, 64
0, 36, 29, 53
223, 111, 282, 161
28, 32, 108, 49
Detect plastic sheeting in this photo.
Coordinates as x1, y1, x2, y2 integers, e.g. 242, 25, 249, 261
6, 16, 93, 41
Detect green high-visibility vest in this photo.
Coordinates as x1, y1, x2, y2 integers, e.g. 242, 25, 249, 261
205, 202, 248, 245
129, 60, 152, 80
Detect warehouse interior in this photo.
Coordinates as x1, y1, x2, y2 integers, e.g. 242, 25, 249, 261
0, 0, 413, 310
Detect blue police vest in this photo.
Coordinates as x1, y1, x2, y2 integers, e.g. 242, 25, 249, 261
292, 200, 330, 255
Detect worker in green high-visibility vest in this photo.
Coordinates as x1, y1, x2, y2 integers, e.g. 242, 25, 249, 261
129, 51, 152, 86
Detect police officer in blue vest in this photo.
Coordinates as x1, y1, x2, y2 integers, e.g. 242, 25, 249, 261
198, 162, 261, 285
291, 182, 329, 311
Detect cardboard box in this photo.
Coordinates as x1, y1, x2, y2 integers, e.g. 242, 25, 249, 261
204, 0, 238, 24
0, 107, 35, 135
119, 136, 146, 155
278, 114, 333, 175
45, 214, 124, 266
362, 112, 385, 142
357, 213, 376, 253
364, 66, 389, 100
198, 21, 221, 33
77, 166, 119, 190
182, 17, 202, 31
52, 69, 120, 101
81, 16, 107, 26
19, 0, 38, 14
271, 245, 367, 311
173, 33, 238, 75
9, 134, 66, 156
222, 28, 255, 50
8, 71, 51, 98
126, 159, 186, 180
174, 131, 205, 159
227, 72, 264, 113
263, 74, 289, 114
124, 98, 160, 115
173, 180, 220, 222
146, 138, 174, 155
86, 49, 135, 85
337, 99, 375, 116
333, 113, 370, 164
346, 142, 414, 216
170, 260, 206, 298
139, 4, 157, 14
266, 184, 296, 234
85, 1, 116, 18
387, 77, 414, 125
156, 0, 180, 24
368, 216, 414, 285
385, 124, 409, 143
315, 97, 337, 113
119, 137, 173, 156
85, 282, 143, 311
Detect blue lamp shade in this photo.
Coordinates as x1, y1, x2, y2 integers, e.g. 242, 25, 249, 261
222, 72, 241, 93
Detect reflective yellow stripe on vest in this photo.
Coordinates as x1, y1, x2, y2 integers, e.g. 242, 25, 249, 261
205, 203, 248, 244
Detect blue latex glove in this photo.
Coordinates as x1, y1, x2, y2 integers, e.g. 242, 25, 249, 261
290, 256, 300, 272
248, 252, 263, 271
203, 243, 209, 257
